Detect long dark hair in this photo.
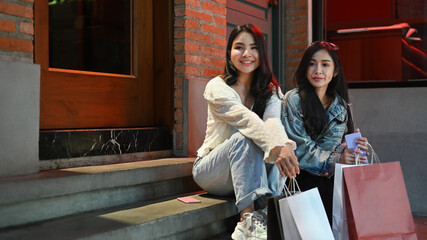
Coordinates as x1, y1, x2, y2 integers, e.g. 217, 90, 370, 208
294, 42, 354, 139
221, 24, 279, 118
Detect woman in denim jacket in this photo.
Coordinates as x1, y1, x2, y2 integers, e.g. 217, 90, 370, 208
281, 41, 369, 225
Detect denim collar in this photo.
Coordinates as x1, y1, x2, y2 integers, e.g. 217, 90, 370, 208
327, 95, 347, 122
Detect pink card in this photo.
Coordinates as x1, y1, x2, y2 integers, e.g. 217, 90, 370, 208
177, 196, 201, 204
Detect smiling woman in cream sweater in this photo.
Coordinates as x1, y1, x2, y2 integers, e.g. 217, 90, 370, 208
192, 24, 299, 240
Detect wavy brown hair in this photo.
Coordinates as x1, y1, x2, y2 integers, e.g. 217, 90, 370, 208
221, 24, 279, 118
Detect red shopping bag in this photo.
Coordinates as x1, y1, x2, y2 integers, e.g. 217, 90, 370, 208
343, 161, 418, 239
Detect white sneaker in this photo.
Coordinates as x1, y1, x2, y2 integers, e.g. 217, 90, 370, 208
231, 212, 267, 240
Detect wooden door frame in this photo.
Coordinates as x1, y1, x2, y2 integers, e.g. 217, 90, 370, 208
34, 0, 173, 130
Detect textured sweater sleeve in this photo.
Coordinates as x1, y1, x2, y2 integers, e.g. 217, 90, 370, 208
204, 79, 287, 163
263, 88, 296, 153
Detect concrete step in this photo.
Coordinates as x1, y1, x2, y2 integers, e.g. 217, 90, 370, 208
0, 158, 200, 229
0, 194, 239, 240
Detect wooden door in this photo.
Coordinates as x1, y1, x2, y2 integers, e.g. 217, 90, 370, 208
226, 0, 274, 66
35, 0, 173, 130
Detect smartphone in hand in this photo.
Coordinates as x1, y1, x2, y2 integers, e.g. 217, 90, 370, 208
345, 132, 367, 157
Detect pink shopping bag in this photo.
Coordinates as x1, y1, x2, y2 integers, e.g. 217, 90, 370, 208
343, 162, 417, 239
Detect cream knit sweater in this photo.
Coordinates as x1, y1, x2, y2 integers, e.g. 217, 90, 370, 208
197, 76, 296, 163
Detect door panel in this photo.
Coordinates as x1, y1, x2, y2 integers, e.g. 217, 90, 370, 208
226, 0, 273, 64
40, 69, 143, 129
36, 0, 172, 130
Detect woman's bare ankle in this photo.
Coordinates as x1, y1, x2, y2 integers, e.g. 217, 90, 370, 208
240, 204, 255, 221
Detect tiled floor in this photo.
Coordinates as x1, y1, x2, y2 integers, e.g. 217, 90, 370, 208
414, 216, 427, 239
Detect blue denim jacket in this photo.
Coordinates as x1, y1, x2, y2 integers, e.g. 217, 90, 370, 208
281, 89, 347, 176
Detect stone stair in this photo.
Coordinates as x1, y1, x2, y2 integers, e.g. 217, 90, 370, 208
0, 158, 238, 239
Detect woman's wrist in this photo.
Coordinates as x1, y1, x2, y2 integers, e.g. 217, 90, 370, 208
284, 142, 293, 150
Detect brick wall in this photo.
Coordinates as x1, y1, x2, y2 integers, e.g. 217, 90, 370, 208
0, 0, 34, 63
173, 0, 227, 155
284, 0, 308, 89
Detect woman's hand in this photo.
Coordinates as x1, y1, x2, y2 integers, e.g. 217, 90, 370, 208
271, 146, 300, 177
340, 128, 369, 165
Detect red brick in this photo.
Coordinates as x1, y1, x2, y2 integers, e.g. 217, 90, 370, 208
174, 41, 199, 52
0, 19, 16, 33
201, 23, 226, 36
174, 99, 183, 108
174, 0, 185, 5
176, 65, 201, 76
174, 123, 183, 133
185, 19, 200, 30
296, 0, 307, 7
185, 42, 200, 52
174, 29, 185, 39
202, 2, 226, 15
185, 54, 212, 66
174, 53, 185, 63
174, 77, 184, 86
174, 88, 183, 98
286, 25, 307, 34
202, 68, 222, 78
214, 16, 226, 26
0, 2, 33, 18
21, 0, 34, 2
174, 110, 183, 122
288, 42, 307, 50
213, 58, 226, 68
174, 19, 185, 28
214, 37, 227, 47
212, 0, 226, 6
285, 2, 295, 8
294, 33, 307, 42
0, 36, 33, 53
185, 31, 212, 44
184, 65, 201, 75
287, 9, 307, 17
175, 132, 183, 149
184, 0, 200, 8
175, 19, 199, 30
186, 8, 213, 22
291, 17, 308, 28
201, 45, 225, 57
175, 65, 186, 74
20, 21, 33, 35
174, 7, 185, 17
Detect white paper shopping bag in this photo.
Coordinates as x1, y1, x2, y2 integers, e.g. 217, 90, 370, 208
332, 163, 356, 240
278, 195, 301, 240
279, 187, 334, 240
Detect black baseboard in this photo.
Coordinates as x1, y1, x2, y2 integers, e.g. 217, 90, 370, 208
39, 127, 172, 160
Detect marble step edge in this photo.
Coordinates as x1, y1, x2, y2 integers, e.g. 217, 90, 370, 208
0, 157, 196, 205
0, 194, 239, 240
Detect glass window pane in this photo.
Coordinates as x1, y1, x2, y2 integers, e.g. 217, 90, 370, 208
49, 0, 131, 75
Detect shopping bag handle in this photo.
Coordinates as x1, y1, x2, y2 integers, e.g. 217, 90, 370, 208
278, 177, 301, 197
368, 143, 380, 164
355, 143, 380, 165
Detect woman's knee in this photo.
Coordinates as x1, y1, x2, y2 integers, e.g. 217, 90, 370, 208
229, 132, 262, 155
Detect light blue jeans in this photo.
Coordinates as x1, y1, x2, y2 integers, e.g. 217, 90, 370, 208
192, 132, 283, 212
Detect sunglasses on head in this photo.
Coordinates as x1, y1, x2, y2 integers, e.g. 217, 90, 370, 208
310, 41, 339, 51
